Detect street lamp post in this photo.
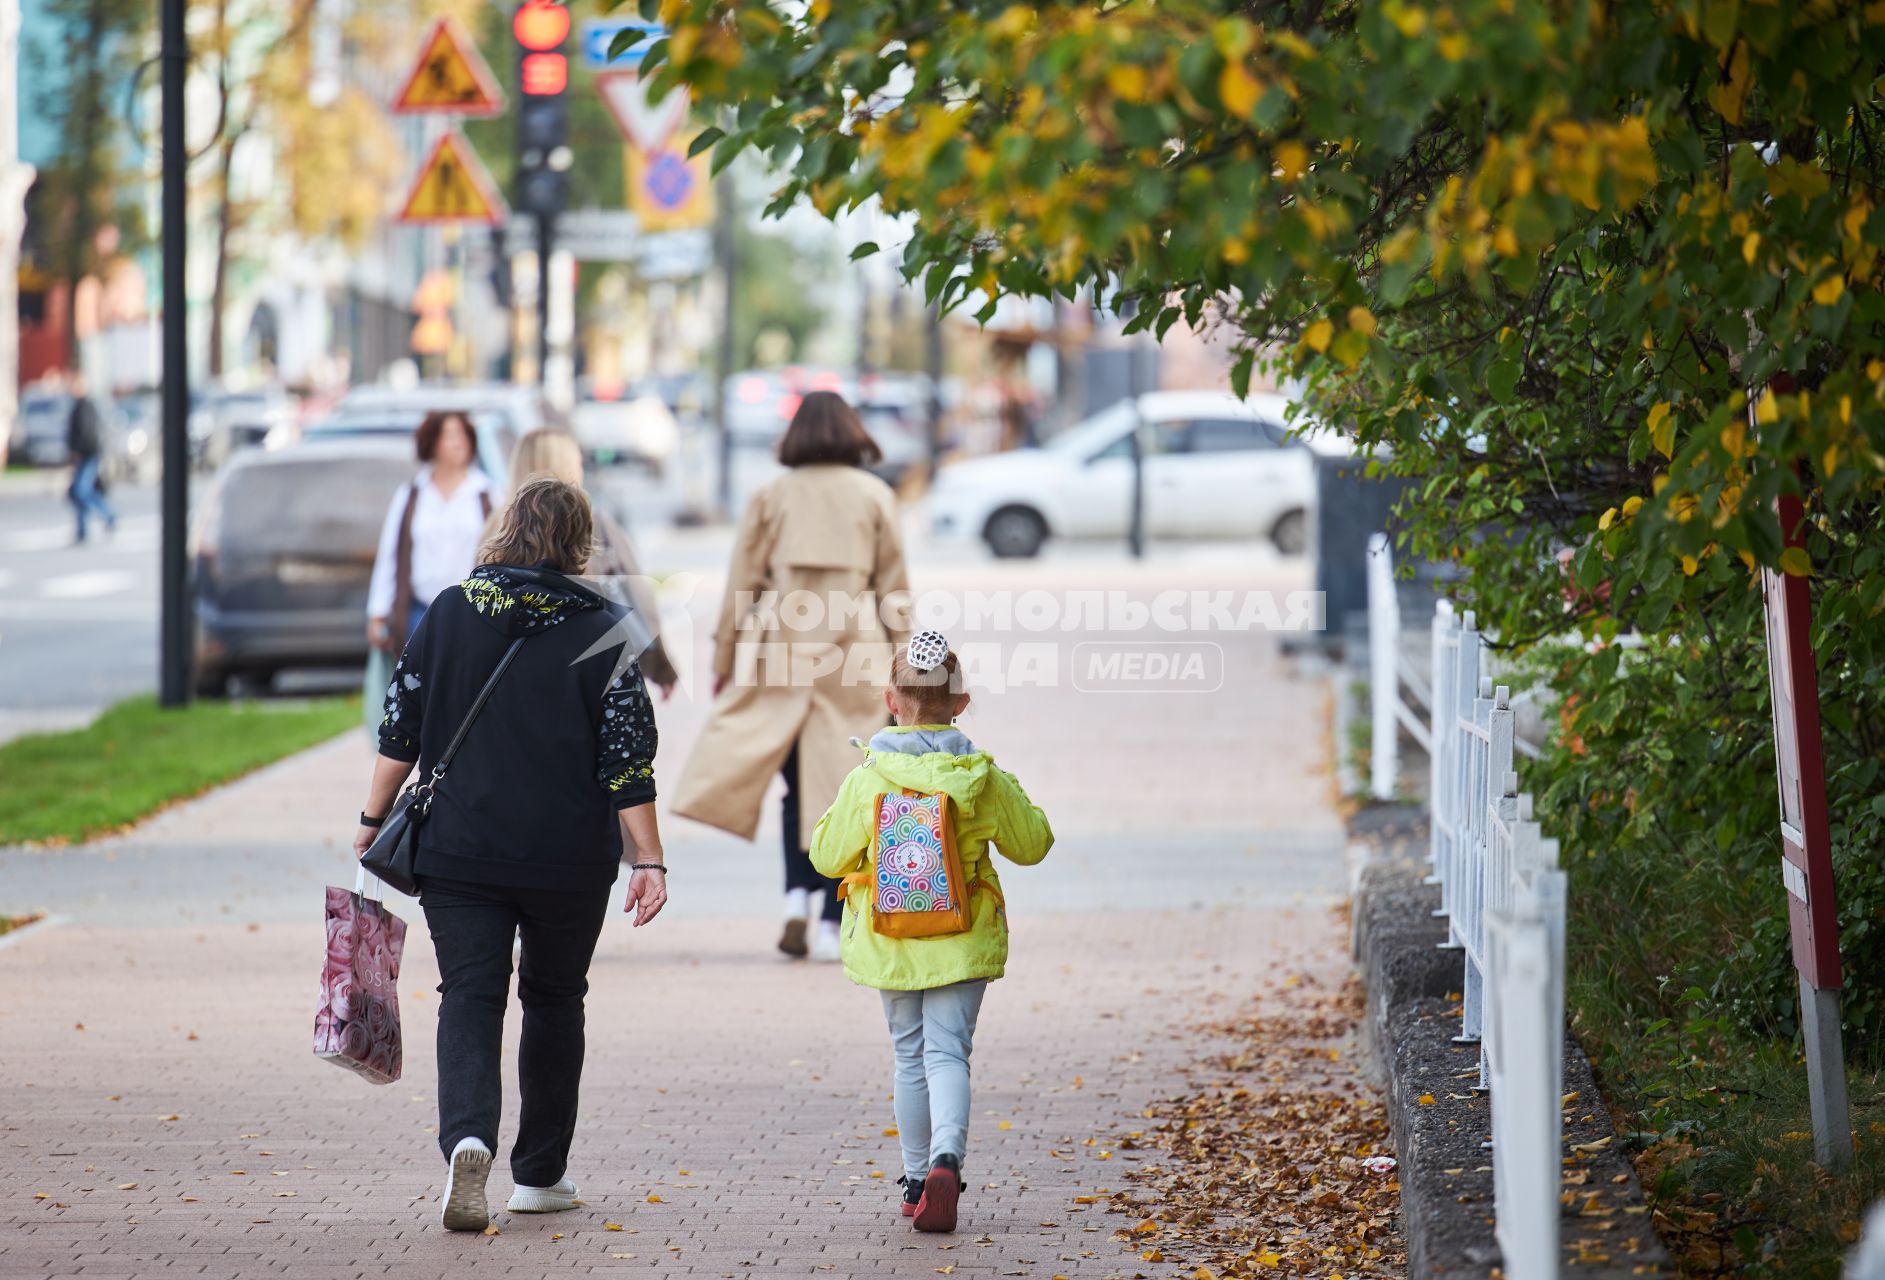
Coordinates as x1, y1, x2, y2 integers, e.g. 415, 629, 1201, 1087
158, 0, 190, 707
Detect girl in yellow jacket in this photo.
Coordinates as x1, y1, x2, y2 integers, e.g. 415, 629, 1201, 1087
809, 630, 1054, 1234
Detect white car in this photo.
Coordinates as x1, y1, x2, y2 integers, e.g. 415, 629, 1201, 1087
927, 390, 1348, 558
570, 392, 682, 474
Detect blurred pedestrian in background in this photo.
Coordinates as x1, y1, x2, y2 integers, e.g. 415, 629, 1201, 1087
367, 410, 494, 652
503, 428, 677, 698
65, 372, 116, 544
354, 475, 667, 1233
672, 391, 910, 962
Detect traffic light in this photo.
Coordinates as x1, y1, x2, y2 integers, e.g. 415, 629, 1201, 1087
513, 0, 569, 217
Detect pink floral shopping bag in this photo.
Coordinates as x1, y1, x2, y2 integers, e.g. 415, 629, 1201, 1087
313, 868, 407, 1085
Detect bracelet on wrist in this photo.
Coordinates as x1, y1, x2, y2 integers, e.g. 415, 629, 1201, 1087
630, 862, 667, 873
360, 811, 385, 828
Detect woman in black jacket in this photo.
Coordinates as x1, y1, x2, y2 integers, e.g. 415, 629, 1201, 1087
351, 475, 668, 1233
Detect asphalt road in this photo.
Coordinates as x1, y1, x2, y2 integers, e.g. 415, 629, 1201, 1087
0, 474, 165, 741
0, 453, 752, 745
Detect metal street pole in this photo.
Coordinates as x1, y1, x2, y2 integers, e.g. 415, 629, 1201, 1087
924, 302, 943, 478
711, 135, 736, 522
535, 210, 553, 376
158, 0, 190, 707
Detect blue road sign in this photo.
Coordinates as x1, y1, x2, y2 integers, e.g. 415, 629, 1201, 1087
581, 20, 664, 69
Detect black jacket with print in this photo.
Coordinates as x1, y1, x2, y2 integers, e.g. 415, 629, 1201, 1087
378, 563, 658, 891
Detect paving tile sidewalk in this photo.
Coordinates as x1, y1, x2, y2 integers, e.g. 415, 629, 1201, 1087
0, 555, 1359, 1279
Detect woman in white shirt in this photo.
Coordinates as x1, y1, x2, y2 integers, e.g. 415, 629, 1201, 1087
367, 411, 495, 652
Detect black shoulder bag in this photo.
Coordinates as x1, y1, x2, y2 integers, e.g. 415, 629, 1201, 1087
361, 636, 528, 896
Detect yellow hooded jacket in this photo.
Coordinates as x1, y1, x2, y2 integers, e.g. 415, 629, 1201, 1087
809, 725, 1054, 991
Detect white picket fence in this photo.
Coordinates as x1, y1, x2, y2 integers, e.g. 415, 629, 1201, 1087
1366, 534, 1570, 1280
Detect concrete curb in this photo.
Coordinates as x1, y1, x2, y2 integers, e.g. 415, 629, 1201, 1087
1350, 803, 1672, 1279
0, 912, 69, 951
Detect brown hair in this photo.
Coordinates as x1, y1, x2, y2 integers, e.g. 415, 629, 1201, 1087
776, 390, 882, 468
890, 645, 967, 723
477, 475, 594, 574
416, 410, 478, 463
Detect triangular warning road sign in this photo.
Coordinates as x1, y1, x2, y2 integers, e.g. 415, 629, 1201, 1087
393, 17, 504, 116
597, 71, 689, 152
397, 133, 507, 226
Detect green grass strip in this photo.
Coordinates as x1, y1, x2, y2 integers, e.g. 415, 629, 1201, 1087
0, 694, 359, 846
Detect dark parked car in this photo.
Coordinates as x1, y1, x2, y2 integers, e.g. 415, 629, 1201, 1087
190, 430, 515, 696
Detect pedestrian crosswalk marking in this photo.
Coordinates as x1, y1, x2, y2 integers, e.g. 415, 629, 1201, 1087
40, 570, 136, 600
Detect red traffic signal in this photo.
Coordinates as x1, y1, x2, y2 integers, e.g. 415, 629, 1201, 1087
512, 1, 570, 52
521, 51, 568, 95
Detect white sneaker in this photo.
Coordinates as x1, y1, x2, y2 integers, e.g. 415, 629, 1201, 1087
441, 1136, 493, 1231
811, 920, 842, 963
507, 1177, 581, 1212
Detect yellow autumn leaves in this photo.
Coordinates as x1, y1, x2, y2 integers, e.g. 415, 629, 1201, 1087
1297, 307, 1379, 370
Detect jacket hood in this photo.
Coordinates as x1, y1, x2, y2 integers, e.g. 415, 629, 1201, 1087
853, 725, 994, 810
460, 563, 606, 637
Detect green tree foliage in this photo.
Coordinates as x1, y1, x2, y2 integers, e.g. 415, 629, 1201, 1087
636, 2, 1885, 1250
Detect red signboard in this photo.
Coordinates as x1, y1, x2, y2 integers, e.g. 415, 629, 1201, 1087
1758, 430, 1842, 990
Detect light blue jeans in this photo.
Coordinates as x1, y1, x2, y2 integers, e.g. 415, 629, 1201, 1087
880, 980, 988, 1181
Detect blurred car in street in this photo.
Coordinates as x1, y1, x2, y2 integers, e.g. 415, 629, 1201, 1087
569, 380, 681, 475
926, 390, 1348, 558
722, 366, 849, 445
11, 387, 152, 482
191, 438, 413, 697
191, 426, 516, 697
642, 371, 707, 420
195, 386, 299, 465
299, 382, 545, 461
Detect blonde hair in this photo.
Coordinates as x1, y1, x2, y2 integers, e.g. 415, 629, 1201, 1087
477, 475, 594, 574
890, 644, 967, 723
509, 428, 585, 488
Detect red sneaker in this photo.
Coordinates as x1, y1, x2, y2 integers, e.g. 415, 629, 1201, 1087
899, 1175, 922, 1217
912, 1155, 962, 1233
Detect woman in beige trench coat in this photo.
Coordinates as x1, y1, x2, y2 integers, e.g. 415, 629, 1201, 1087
671, 392, 910, 960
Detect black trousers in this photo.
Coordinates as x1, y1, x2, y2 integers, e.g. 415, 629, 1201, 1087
417, 875, 611, 1187
780, 741, 843, 922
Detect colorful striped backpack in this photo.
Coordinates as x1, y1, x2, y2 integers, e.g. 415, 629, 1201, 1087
864, 787, 972, 939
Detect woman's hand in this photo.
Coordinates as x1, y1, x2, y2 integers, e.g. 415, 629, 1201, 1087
711, 671, 729, 698
624, 866, 667, 926
353, 823, 377, 858
367, 616, 390, 651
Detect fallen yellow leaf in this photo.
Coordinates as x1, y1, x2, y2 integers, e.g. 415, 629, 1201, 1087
1142, 1249, 1165, 1262
997, 1120, 1012, 1131
1418, 1094, 1436, 1105
482, 1224, 499, 1236
605, 1222, 624, 1231
646, 1194, 664, 1203
117, 1183, 138, 1191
